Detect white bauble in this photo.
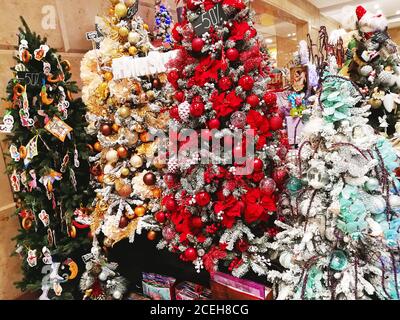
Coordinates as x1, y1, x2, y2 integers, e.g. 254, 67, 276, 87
279, 251, 293, 269
366, 195, 386, 214
98, 271, 108, 281
359, 65, 373, 76
129, 155, 143, 168
113, 290, 122, 300
105, 149, 119, 163
383, 94, 395, 113
365, 177, 380, 192
128, 32, 141, 44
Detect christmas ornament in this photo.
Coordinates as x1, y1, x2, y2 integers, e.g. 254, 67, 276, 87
192, 38, 205, 52
147, 230, 157, 241
128, 32, 141, 44
195, 191, 211, 207
218, 76, 233, 91
230, 111, 246, 129
263, 92, 277, 106
238, 75, 254, 91
118, 184, 132, 198
117, 146, 128, 159
190, 102, 205, 117
94, 142, 102, 152
184, 247, 197, 261
100, 124, 112, 136
191, 216, 203, 228
260, 178, 276, 196
253, 158, 264, 172
143, 172, 157, 186
208, 118, 220, 129
134, 206, 146, 217
330, 250, 348, 271
106, 149, 119, 163
118, 106, 131, 119
272, 168, 288, 187
269, 116, 283, 131
119, 216, 129, 229
175, 91, 185, 103
226, 48, 239, 61
246, 94, 260, 108
130, 155, 143, 168
115, 3, 128, 19
155, 211, 166, 223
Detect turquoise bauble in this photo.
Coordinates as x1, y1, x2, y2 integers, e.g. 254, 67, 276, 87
330, 250, 348, 271
287, 177, 303, 193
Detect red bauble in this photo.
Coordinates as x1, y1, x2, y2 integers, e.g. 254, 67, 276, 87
246, 94, 260, 108
164, 173, 177, 188
263, 92, 277, 106
168, 70, 179, 88
191, 216, 203, 229
187, 0, 198, 11
208, 118, 220, 130
165, 198, 177, 211
195, 191, 211, 207
100, 124, 112, 136
192, 38, 205, 52
235, 239, 249, 252
155, 211, 166, 223
218, 76, 232, 91
119, 216, 129, 229
190, 102, 205, 117
253, 158, 264, 172
184, 247, 198, 261
174, 91, 185, 103
238, 75, 254, 91
226, 48, 239, 61
272, 168, 288, 187
170, 105, 180, 120
269, 116, 283, 131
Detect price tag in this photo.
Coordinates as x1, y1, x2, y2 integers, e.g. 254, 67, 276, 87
17, 72, 45, 86
191, 3, 227, 36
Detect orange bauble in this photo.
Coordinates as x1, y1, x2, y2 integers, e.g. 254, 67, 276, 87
97, 174, 104, 183
104, 71, 113, 81
117, 146, 128, 159
118, 184, 132, 198
94, 142, 103, 152
147, 230, 157, 241
140, 132, 150, 142
134, 206, 146, 217
112, 123, 120, 133
152, 188, 162, 198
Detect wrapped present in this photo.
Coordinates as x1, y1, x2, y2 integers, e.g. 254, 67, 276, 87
142, 272, 176, 300
175, 281, 212, 300
286, 116, 304, 146
210, 272, 273, 300
127, 292, 151, 300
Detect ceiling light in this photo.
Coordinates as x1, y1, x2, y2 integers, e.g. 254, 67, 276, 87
374, 4, 380, 9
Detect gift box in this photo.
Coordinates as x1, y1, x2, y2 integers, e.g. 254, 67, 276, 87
286, 116, 304, 146
210, 271, 273, 300
142, 272, 176, 300
175, 281, 212, 300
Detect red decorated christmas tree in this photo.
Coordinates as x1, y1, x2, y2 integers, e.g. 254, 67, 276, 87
155, 0, 288, 277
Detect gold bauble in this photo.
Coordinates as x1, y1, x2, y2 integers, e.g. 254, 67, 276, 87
128, 32, 141, 44
94, 142, 103, 152
119, 26, 129, 38
118, 106, 131, 118
130, 155, 143, 168
146, 90, 155, 102
104, 71, 114, 81
143, 23, 149, 31
134, 206, 146, 217
114, 179, 124, 192
369, 98, 382, 109
112, 123, 120, 133
121, 167, 130, 177
103, 237, 114, 248
118, 184, 132, 198
153, 156, 167, 169
147, 230, 157, 241
103, 174, 116, 186
115, 3, 128, 18
128, 46, 138, 56
125, 130, 139, 146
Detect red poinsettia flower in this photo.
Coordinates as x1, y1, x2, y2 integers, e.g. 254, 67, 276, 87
203, 0, 222, 11
202, 245, 227, 273
211, 90, 243, 117
171, 208, 193, 242
242, 188, 276, 224
171, 23, 183, 42
246, 110, 272, 150
214, 191, 244, 228
240, 45, 263, 73
194, 56, 226, 86
229, 21, 256, 41
223, 0, 246, 10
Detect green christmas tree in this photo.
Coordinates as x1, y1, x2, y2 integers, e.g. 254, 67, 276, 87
1, 18, 94, 300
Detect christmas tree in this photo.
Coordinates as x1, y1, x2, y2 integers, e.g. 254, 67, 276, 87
155, 0, 288, 277
153, 0, 174, 50
82, 0, 172, 251
336, 5, 400, 137
267, 74, 400, 300
1, 18, 94, 299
